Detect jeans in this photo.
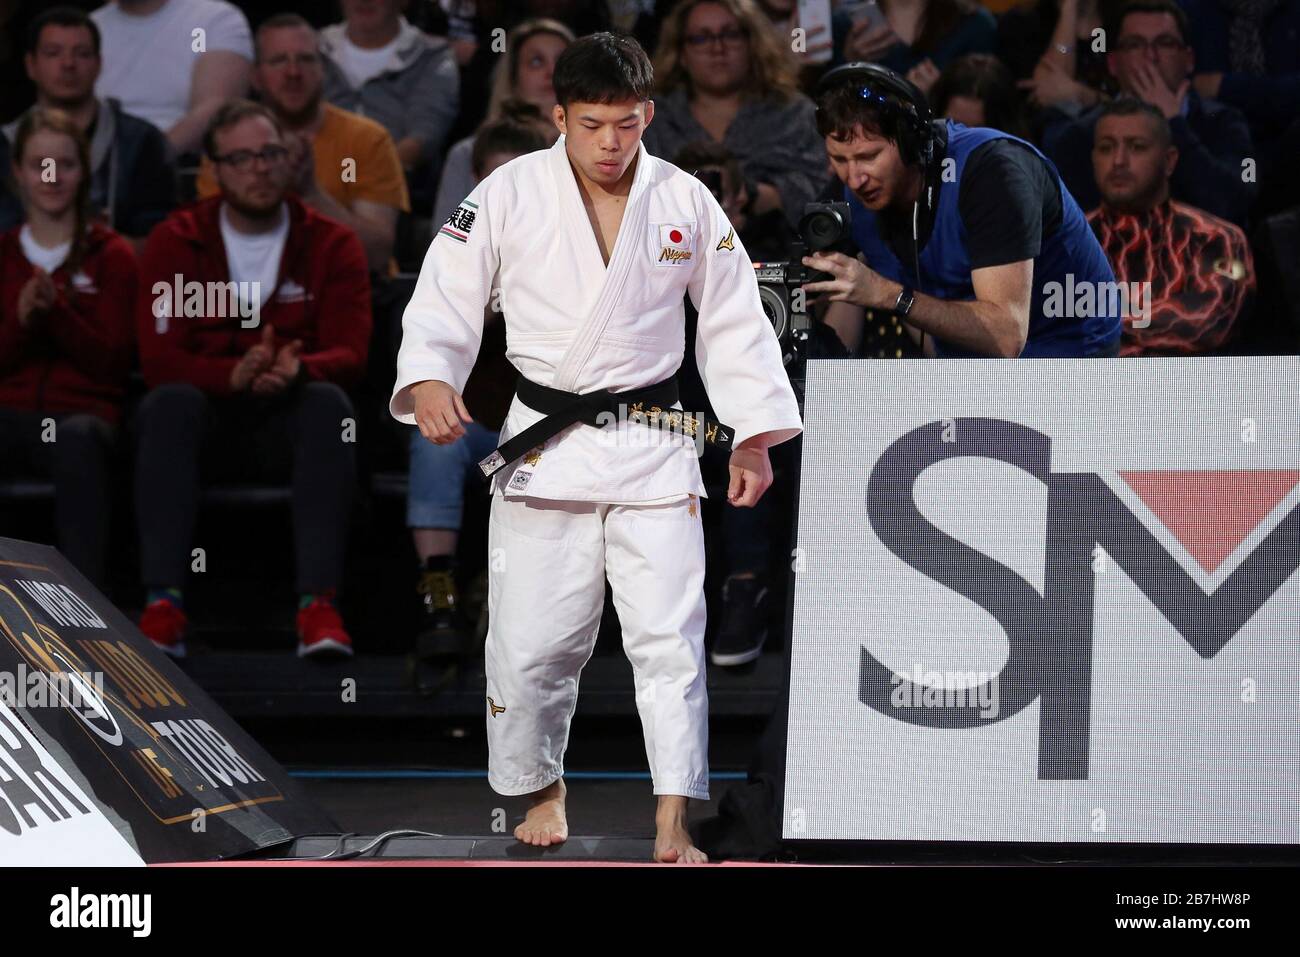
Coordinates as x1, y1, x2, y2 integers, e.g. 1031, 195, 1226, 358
407, 420, 501, 530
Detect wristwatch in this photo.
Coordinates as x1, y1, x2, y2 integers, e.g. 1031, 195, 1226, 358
893, 283, 915, 318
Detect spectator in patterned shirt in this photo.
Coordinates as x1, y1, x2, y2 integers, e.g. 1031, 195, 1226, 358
1087, 99, 1255, 356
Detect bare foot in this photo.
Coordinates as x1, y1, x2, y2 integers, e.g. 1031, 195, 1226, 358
514, 778, 568, 847
654, 795, 709, 863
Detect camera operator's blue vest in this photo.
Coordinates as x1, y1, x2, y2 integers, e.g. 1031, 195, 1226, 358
844, 121, 1121, 357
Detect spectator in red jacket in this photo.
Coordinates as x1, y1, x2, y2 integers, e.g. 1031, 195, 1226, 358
134, 99, 371, 659
0, 108, 136, 590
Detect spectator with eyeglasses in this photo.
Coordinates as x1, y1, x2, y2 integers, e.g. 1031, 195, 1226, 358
1041, 0, 1256, 226
192, 14, 409, 275
132, 99, 371, 660
641, 0, 829, 232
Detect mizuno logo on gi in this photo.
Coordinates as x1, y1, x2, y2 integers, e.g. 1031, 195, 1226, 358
487, 696, 506, 717
716, 227, 735, 252
440, 199, 478, 244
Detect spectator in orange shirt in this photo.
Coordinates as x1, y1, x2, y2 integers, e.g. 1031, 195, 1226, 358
195, 13, 408, 273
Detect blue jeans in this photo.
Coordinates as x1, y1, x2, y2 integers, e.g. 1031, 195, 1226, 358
407, 421, 502, 530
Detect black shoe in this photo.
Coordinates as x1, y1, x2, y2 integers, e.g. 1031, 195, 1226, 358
710, 575, 769, 667
415, 557, 469, 658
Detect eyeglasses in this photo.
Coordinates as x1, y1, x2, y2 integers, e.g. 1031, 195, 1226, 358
213, 145, 290, 171
684, 27, 747, 49
1114, 35, 1185, 54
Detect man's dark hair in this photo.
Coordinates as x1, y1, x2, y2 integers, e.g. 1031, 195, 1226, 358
471, 115, 552, 178
552, 31, 653, 109
25, 6, 101, 57
1111, 0, 1190, 44
814, 81, 916, 150
1096, 96, 1173, 147
203, 99, 285, 159
255, 11, 315, 62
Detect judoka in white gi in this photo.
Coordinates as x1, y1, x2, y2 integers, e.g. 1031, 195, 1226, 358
390, 33, 802, 862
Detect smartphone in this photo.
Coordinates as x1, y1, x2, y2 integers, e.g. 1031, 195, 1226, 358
840, 0, 887, 34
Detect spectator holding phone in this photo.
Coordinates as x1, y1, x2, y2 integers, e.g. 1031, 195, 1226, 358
834, 0, 997, 96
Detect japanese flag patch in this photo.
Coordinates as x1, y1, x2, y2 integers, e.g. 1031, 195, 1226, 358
654, 223, 694, 266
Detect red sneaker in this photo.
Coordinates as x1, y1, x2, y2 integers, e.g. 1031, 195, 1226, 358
296, 597, 354, 658
140, 598, 187, 658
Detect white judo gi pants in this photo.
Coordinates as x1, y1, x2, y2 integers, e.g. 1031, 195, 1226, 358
484, 490, 709, 801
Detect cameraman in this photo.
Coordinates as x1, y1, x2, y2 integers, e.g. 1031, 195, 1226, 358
806, 63, 1121, 358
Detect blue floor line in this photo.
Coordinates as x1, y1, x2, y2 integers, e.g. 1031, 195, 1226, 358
289, 769, 748, 781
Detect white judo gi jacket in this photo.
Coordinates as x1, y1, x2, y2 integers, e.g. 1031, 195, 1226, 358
390, 133, 803, 502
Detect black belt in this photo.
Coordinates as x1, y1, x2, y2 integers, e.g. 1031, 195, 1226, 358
477, 373, 735, 481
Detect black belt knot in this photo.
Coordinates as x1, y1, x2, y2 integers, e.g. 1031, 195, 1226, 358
476, 373, 733, 482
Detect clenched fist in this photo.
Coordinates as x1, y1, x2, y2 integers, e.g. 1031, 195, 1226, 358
412, 379, 474, 445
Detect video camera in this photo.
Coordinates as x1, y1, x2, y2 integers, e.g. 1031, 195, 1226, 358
753, 201, 855, 367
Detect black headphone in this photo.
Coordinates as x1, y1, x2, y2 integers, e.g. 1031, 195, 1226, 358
815, 62, 937, 169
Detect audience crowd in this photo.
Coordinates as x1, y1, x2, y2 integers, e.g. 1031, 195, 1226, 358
0, 0, 1294, 665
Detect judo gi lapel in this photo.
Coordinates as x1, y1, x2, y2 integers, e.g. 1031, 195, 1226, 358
549, 133, 655, 391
